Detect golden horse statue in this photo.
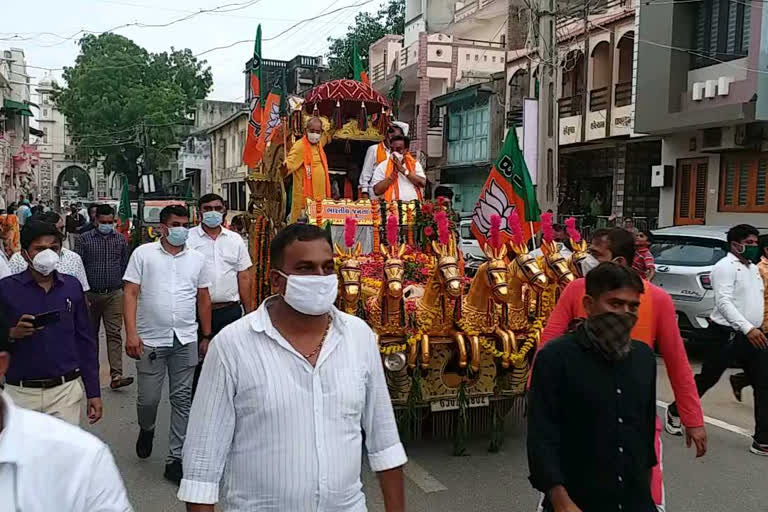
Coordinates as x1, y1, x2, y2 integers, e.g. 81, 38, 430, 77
494, 243, 548, 368
365, 243, 407, 336
536, 241, 575, 319
568, 239, 589, 278
456, 243, 511, 373
411, 238, 464, 370
335, 242, 363, 316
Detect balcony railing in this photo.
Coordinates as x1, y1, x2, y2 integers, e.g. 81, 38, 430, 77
372, 62, 385, 83
615, 82, 632, 107
589, 86, 609, 112
400, 49, 409, 68
506, 106, 523, 128
558, 94, 584, 118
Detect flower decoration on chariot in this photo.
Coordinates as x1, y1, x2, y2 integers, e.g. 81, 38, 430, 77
472, 180, 514, 240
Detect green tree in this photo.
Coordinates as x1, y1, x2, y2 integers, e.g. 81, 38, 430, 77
55, 33, 213, 187
326, 0, 405, 80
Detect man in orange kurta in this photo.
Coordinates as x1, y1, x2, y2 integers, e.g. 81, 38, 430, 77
285, 117, 333, 223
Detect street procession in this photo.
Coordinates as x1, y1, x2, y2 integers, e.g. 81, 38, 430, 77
3, 0, 768, 510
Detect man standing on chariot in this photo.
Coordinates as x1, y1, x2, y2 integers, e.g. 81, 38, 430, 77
285, 117, 332, 222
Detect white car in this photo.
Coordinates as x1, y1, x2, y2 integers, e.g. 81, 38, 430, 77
650, 225, 768, 344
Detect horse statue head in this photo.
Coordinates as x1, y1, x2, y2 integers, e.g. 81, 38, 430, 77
568, 239, 589, 278
507, 242, 548, 293
479, 243, 511, 303
540, 241, 574, 289
379, 242, 406, 300
431, 237, 462, 298
334, 242, 363, 314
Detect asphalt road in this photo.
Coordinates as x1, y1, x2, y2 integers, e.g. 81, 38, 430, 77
82, 336, 768, 512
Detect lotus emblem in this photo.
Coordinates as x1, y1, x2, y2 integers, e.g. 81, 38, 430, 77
472, 179, 516, 239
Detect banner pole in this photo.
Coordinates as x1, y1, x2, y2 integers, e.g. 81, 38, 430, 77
530, 220, 537, 249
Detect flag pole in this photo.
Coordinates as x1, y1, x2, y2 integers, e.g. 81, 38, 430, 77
529, 220, 537, 249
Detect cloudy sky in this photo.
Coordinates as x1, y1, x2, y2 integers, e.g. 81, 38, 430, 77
3, 0, 382, 103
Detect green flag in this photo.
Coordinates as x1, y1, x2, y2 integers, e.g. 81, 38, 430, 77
352, 44, 369, 85
118, 178, 131, 222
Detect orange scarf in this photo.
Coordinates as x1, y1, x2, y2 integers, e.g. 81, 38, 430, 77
383, 154, 423, 202
301, 136, 331, 200
376, 142, 388, 164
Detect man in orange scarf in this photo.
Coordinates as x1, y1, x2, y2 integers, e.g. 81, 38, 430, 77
371, 135, 426, 202
359, 122, 405, 198
285, 117, 332, 222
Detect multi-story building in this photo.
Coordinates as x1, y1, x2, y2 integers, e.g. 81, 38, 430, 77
505, 0, 661, 225
635, 0, 768, 226
0, 48, 36, 206
244, 55, 329, 102
369, 0, 509, 203
35, 75, 102, 205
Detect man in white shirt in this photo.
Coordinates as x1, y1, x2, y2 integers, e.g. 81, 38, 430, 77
8, 211, 91, 291
667, 224, 768, 455
179, 223, 406, 512
372, 135, 426, 202
359, 122, 405, 198
187, 193, 253, 391
123, 204, 212, 484
0, 324, 133, 512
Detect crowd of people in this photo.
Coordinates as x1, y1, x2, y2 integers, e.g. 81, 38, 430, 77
0, 176, 766, 512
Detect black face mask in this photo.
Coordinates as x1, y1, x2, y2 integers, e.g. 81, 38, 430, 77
585, 311, 639, 361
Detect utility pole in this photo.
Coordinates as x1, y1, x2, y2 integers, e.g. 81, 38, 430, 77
536, 0, 559, 214
137, 121, 150, 237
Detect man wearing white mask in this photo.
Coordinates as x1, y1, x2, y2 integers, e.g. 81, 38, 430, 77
285, 116, 332, 222
123, 204, 212, 485
179, 223, 406, 512
359, 122, 406, 198
372, 134, 426, 202
0, 220, 102, 426
187, 193, 253, 391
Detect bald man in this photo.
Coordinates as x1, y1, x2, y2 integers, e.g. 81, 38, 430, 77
285, 117, 332, 222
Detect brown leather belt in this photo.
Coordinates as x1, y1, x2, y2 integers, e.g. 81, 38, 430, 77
6, 369, 81, 389
212, 301, 240, 311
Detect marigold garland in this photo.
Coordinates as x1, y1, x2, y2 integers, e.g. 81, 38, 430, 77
479, 319, 544, 365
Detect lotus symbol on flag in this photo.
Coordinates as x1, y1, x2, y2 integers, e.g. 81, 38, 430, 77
264, 101, 281, 141
472, 179, 515, 238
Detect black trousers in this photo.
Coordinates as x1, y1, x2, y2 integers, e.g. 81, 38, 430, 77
192, 303, 243, 395
670, 322, 768, 443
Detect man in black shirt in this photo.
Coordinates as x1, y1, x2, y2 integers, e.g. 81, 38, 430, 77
528, 262, 657, 512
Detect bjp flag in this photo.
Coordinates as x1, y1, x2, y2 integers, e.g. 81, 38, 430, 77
471, 126, 541, 245
242, 25, 264, 168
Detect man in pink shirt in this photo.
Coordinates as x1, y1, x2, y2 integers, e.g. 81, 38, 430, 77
536, 228, 706, 511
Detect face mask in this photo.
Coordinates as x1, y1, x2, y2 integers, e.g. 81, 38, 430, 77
585, 311, 638, 361
28, 248, 60, 276
580, 253, 600, 275
277, 271, 338, 315
736, 243, 761, 264
392, 152, 404, 162
165, 226, 189, 246
97, 223, 114, 235
307, 132, 321, 144
202, 211, 223, 228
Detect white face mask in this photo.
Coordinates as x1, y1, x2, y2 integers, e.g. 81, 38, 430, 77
29, 248, 60, 276
392, 151, 404, 162
277, 271, 338, 315
580, 253, 601, 275
307, 132, 321, 144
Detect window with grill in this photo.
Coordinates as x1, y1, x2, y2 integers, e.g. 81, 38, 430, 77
719, 154, 768, 212
692, 0, 750, 69
446, 105, 490, 165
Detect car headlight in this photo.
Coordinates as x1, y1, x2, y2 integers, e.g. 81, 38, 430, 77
383, 352, 407, 372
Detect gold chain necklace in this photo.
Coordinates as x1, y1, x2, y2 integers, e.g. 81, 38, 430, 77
303, 315, 332, 359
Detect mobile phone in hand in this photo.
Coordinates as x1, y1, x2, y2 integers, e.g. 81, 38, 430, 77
31, 310, 62, 328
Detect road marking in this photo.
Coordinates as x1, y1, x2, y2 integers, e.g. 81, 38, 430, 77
656, 400, 752, 438
403, 460, 448, 493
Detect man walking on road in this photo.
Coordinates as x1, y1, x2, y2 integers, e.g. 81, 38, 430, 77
66, 203, 86, 249
78, 203, 98, 235
0, 220, 102, 426
187, 193, 252, 391
529, 262, 657, 512
76, 204, 133, 389
179, 224, 406, 512
667, 224, 768, 455
537, 227, 705, 510
123, 204, 212, 484
0, 318, 133, 512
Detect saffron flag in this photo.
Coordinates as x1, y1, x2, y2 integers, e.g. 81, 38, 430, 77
242, 25, 264, 168
263, 73, 284, 144
352, 44, 369, 85
471, 126, 541, 245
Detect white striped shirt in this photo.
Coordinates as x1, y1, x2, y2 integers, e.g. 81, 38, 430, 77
178, 298, 407, 511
